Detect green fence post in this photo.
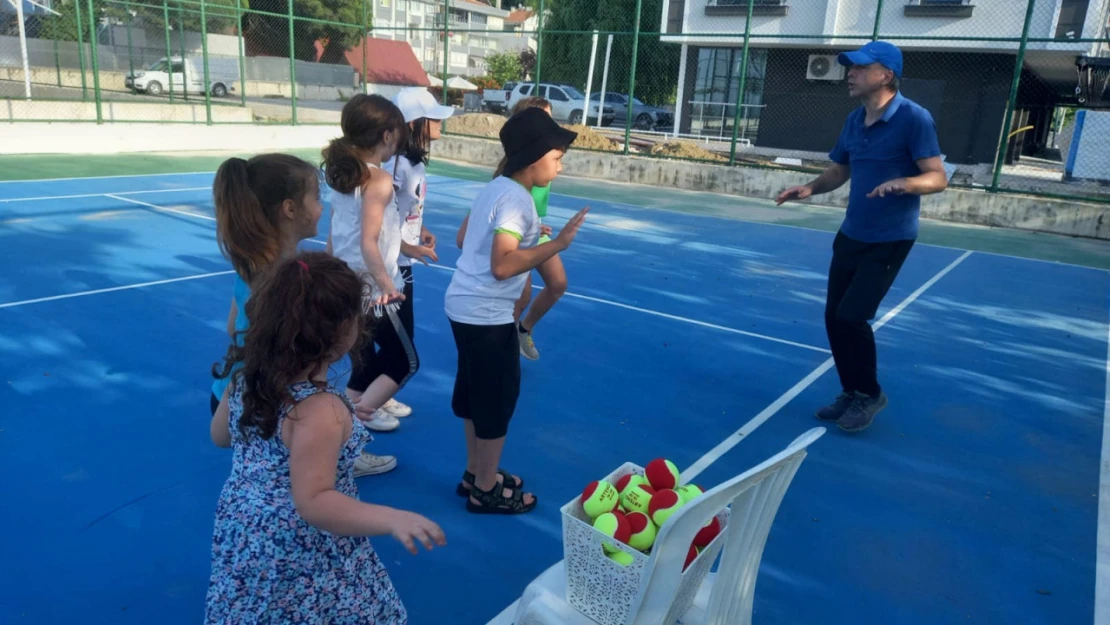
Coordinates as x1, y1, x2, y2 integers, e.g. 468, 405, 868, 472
727, 0, 754, 165
991, 0, 1036, 192
236, 0, 246, 106
360, 0, 369, 94
288, 0, 297, 124
622, 0, 643, 155
126, 11, 135, 85
54, 37, 62, 87
872, 0, 885, 41
534, 0, 543, 88
178, 3, 189, 101
200, 0, 213, 124
441, 0, 449, 105
75, 1, 88, 100
86, 0, 103, 123
163, 0, 174, 102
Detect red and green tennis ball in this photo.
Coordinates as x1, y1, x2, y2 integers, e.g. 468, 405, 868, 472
620, 483, 656, 515
593, 510, 631, 554
694, 517, 721, 548
615, 473, 648, 496
645, 458, 680, 491
648, 488, 685, 527
581, 480, 620, 518
675, 484, 703, 504
624, 511, 658, 552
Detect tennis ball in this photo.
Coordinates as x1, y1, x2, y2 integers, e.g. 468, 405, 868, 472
624, 511, 657, 552
693, 517, 721, 548
645, 458, 680, 491
580, 480, 620, 519
615, 473, 648, 496
593, 511, 631, 554
675, 484, 703, 504
608, 550, 635, 567
648, 488, 684, 527
683, 543, 698, 571
620, 483, 655, 516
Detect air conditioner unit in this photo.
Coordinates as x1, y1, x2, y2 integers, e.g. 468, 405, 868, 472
807, 54, 845, 81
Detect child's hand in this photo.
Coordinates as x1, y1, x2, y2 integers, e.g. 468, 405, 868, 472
375, 286, 405, 307
421, 229, 437, 248
540, 225, 553, 237
554, 207, 589, 250
387, 510, 446, 554
412, 245, 439, 266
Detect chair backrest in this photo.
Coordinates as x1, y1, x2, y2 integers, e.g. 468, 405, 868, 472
626, 427, 826, 625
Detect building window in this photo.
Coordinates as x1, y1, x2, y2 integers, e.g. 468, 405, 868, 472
705, 0, 789, 17
1055, 0, 1091, 39
904, 0, 975, 18
471, 13, 488, 25
451, 51, 467, 66
690, 47, 768, 140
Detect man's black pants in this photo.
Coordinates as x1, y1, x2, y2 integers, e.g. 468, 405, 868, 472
825, 231, 915, 398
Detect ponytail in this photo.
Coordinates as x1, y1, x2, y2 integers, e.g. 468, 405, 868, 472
323, 94, 408, 194
322, 136, 368, 195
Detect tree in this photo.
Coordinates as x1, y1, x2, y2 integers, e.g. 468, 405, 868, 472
485, 50, 523, 86
244, 0, 362, 63
29, 0, 243, 44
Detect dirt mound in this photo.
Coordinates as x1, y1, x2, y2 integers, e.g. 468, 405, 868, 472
649, 140, 726, 162
563, 124, 620, 152
447, 113, 505, 137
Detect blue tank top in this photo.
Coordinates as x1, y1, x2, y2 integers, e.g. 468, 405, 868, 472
212, 275, 251, 399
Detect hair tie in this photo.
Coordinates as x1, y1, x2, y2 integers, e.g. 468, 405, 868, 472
297, 259, 309, 273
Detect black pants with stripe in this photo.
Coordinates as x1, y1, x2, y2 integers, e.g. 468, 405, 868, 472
348, 287, 419, 393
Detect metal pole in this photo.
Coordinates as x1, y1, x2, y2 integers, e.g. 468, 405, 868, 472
75, 1, 88, 99
596, 34, 612, 130
441, 0, 449, 105
727, 0, 754, 165
673, 43, 687, 138
236, 0, 246, 106
991, 0, 1037, 192
200, 0, 213, 124
15, 0, 32, 99
361, 0, 369, 94
87, 0, 103, 123
54, 36, 62, 87
126, 11, 135, 85
534, 0, 543, 87
872, 0, 885, 41
583, 30, 598, 124
178, 3, 189, 101
163, 0, 174, 102
288, 0, 297, 124
622, 0, 642, 154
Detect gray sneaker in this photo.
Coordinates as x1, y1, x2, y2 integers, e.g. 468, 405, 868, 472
353, 452, 397, 477
837, 392, 888, 433
816, 392, 855, 422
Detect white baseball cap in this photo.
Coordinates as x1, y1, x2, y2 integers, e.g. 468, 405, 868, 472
392, 87, 455, 123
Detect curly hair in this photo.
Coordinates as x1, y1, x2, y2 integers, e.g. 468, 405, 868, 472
214, 251, 365, 440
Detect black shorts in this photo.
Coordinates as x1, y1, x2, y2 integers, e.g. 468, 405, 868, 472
348, 296, 419, 392
450, 320, 520, 440
400, 265, 415, 340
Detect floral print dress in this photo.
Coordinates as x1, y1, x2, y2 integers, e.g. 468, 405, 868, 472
205, 381, 406, 624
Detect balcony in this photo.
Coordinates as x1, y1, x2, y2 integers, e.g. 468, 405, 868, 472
904, 0, 975, 18
704, 0, 789, 18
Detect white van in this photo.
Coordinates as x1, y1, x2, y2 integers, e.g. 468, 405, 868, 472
126, 56, 240, 97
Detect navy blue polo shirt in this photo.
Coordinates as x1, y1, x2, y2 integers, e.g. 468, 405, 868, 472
829, 92, 941, 242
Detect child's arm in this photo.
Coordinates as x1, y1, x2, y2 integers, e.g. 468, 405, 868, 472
210, 386, 231, 448
455, 213, 469, 249
400, 241, 438, 266
359, 172, 403, 305
287, 393, 446, 553
490, 207, 589, 281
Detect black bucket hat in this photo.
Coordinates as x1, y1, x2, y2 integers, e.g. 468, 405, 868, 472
499, 107, 578, 177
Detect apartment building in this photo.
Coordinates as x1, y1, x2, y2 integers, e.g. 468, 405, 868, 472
660, 0, 1110, 164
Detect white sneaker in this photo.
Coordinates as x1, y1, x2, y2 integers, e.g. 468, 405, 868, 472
353, 452, 397, 477
381, 398, 412, 418
359, 409, 399, 432
519, 329, 540, 360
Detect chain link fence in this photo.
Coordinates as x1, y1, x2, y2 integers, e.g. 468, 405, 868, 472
1, 0, 1108, 201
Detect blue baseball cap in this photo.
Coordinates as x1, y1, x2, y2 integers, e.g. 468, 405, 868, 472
838, 41, 903, 78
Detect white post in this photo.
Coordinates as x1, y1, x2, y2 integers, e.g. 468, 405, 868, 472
583, 30, 598, 125
596, 34, 613, 129
673, 43, 688, 138
12, 0, 32, 100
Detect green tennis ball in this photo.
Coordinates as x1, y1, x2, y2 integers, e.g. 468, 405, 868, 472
624, 511, 657, 552
580, 480, 620, 519
648, 488, 684, 527
675, 484, 703, 504
620, 483, 655, 516
645, 458, 680, 491
615, 473, 648, 496
593, 511, 631, 554
608, 550, 635, 567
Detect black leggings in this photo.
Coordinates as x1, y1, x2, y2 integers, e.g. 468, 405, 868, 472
824, 231, 914, 398
348, 292, 419, 393
450, 320, 520, 440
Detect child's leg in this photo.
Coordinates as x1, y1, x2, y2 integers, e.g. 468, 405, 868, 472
513, 273, 533, 323
520, 253, 567, 332
353, 307, 419, 415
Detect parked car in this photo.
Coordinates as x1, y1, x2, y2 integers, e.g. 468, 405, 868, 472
481, 81, 518, 114
588, 92, 673, 130
126, 55, 239, 97
507, 83, 615, 126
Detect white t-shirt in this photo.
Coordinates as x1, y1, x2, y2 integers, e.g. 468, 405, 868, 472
329, 162, 405, 300
384, 156, 427, 268
444, 176, 540, 325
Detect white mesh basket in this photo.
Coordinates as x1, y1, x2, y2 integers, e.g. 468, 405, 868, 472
560, 462, 728, 625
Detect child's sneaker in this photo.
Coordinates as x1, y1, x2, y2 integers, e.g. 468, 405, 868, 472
519, 326, 540, 361
381, 398, 412, 418
353, 452, 397, 477
359, 409, 399, 432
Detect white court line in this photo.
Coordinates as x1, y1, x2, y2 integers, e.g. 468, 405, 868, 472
0, 186, 210, 203
0, 271, 234, 310
1097, 312, 1110, 625
105, 193, 216, 221
680, 250, 973, 482
0, 171, 213, 184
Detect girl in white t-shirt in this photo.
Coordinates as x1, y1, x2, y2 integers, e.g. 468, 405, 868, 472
323, 94, 414, 477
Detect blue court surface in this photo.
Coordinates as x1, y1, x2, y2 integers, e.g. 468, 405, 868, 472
0, 169, 1107, 625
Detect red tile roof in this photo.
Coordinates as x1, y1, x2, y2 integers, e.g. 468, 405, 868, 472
506, 9, 533, 23
344, 37, 430, 87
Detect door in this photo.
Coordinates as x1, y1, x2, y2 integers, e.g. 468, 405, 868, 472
546, 86, 572, 121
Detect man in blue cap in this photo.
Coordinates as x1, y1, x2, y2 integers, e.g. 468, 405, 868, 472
776, 41, 948, 433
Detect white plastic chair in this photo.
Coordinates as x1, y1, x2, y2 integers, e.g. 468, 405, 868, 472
514, 427, 826, 625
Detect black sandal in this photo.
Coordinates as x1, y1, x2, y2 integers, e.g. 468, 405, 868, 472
455, 469, 524, 497
466, 480, 538, 515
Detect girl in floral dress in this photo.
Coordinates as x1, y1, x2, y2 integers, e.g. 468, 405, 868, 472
206, 251, 445, 624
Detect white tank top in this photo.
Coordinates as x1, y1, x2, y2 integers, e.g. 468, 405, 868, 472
330, 162, 404, 301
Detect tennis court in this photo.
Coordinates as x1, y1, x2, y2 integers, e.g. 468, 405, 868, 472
0, 163, 1106, 625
